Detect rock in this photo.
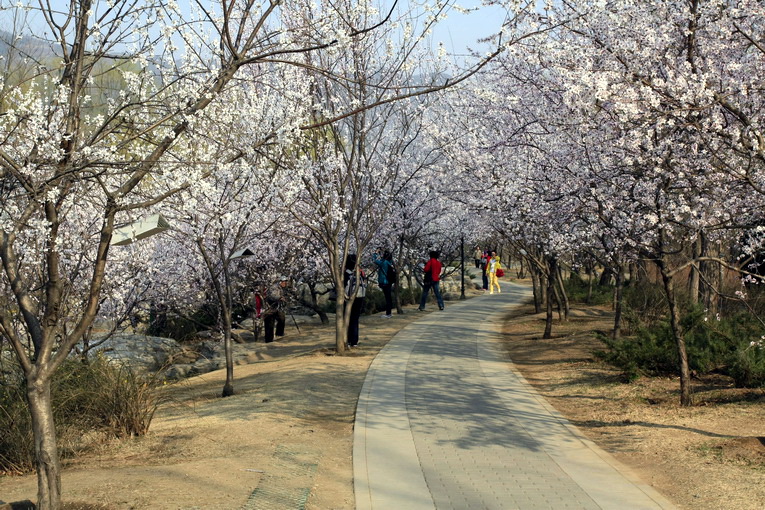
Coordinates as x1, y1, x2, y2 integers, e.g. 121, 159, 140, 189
195, 330, 222, 341
168, 346, 200, 365
90, 334, 182, 372
164, 364, 192, 380
188, 359, 218, 376
70, 325, 273, 383
238, 318, 255, 330
232, 330, 254, 343
198, 340, 223, 359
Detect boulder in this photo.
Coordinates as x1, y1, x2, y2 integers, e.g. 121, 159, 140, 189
90, 334, 182, 372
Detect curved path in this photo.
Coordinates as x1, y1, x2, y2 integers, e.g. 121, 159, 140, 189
353, 281, 676, 510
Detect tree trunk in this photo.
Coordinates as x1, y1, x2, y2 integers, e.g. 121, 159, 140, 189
222, 313, 235, 397
394, 237, 404, 314
613, 266, 624, 340
658, 261, 693, 406
552, 283, 563, 321
531, 269, 542, 313
628, 262, 638, 285
27, 376, 62, 510
543, 258, 557, 339
335, 298, 350, 353
688, 238, 701, 305
543, 275, 554, 339
599, 267, 613, 286
517, 257, 526, 279
698, 234, 717, 314
555, 264, 570, 320
297, 284, 329, 325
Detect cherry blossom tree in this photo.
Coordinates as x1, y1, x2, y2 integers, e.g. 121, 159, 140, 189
444, 0, 765, 405
0, 0, 460, 505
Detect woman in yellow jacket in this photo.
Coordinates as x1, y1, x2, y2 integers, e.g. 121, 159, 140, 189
487, 251, 502, 294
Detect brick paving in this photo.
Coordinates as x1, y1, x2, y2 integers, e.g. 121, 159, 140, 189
354, 282, 677, 510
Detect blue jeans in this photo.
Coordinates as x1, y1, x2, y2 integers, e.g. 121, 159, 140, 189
419, 282, 444, 310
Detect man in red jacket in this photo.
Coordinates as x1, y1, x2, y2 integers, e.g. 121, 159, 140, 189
419, 250, 445, 311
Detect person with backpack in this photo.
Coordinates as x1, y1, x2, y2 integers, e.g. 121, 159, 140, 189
263, 276, 288, 342
343, 254, 366, 347
373, 248, 395, 318
481, 249, 490, 291
419, 250, 445, 311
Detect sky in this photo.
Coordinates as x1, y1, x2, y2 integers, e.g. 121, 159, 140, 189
17, 0, 506, 52
8, 0, 507, 68
427, 1, 508, 56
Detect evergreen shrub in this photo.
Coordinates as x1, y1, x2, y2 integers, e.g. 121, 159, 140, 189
564, 273, 613, 306
729, 346, 765, 388
596, 306, 765, 387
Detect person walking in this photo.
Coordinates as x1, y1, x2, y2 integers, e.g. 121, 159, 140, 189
481, 249, 489, 291
344, 254, 366, 347
473, 245, 483, 269
487, 251, 502, 294
263, 276, 288, 342
373, 248, 395, 318
419, 250, 445, 311
249, 284, 264, 341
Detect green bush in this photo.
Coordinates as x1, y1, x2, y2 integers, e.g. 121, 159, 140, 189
621, 280, 667, 326
564, 273, 613, 306
729, 345, 765, 388
398, 286, 421, 306
363, 286, 386, 314
0, 355, 163, 474
595, 326, 678, 382
596, 305, 765, 387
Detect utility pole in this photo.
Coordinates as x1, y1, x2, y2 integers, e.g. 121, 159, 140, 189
460, 234, 466, 299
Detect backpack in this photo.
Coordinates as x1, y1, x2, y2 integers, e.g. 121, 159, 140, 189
386, 262, 397, 284
345, 270, 367, 298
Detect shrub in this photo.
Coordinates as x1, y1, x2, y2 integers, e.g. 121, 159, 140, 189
0, 370, 33, 474
621, 280, 667, 327
564, 273, 613, 306
0, 355, 163, 474
595, 326, 678, 382
79, 356, 163, 438
398, 286, 420, 306
363, 286, 386, 315
597, 305, 765, 387
728, 346, 765, 388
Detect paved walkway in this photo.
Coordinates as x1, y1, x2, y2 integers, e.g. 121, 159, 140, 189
353, 281, 677, 510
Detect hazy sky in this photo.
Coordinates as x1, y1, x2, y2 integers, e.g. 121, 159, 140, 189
16, 0, 507, 59
428, 1, 507, 56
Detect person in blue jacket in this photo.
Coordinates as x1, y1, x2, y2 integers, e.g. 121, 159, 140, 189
373, 248, 395, 318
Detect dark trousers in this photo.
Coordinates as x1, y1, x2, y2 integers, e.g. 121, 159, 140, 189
381, 284, 393, 315
482, 271, 489, 290
474, 259, 481, 269
264, 310, 285, 343
347, 298, 363, 346
419, 282, 444, 310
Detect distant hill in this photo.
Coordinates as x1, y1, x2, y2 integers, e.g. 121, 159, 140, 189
0, 29, 56, 60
